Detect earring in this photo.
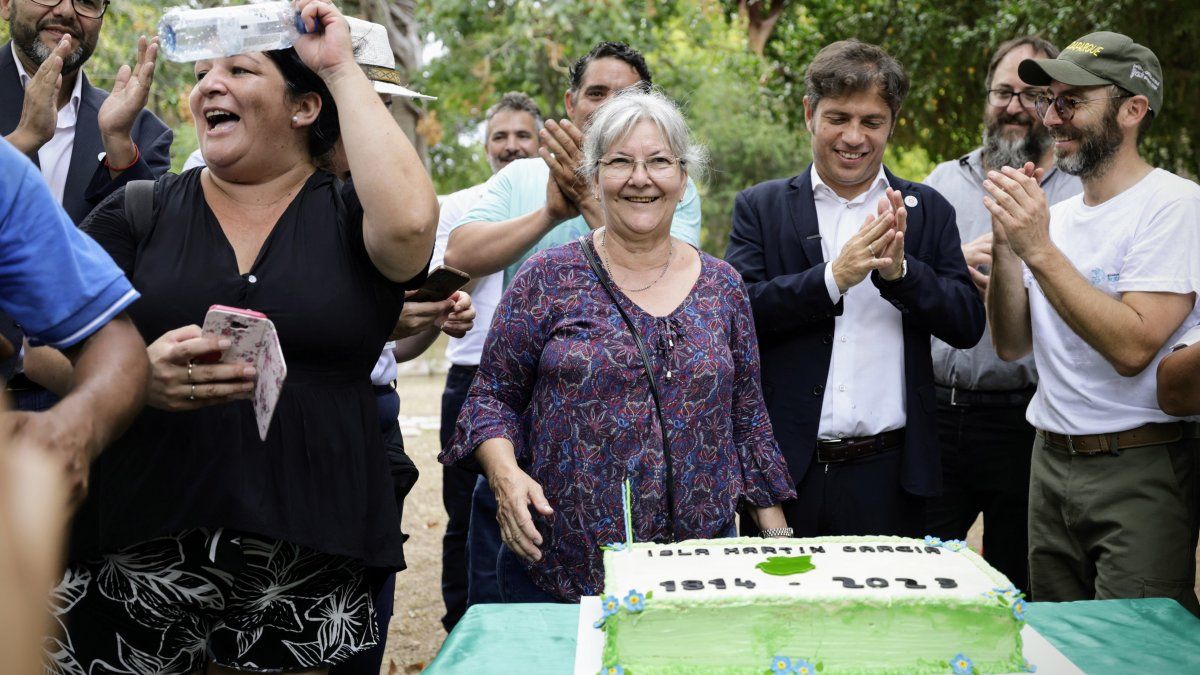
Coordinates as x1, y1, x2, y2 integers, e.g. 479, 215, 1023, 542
292, 115, 299, 124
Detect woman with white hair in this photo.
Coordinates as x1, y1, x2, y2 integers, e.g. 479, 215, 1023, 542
441, 88, 794, 602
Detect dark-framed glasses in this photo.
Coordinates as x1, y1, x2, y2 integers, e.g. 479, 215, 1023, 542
27, 0, 109, 20
598, 155, 682, 180
1033, 92, 1132, 122
986, 89, 1041, 109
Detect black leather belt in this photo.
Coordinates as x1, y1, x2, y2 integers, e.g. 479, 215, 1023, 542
936, 384, 1036, 408
815, 429, 905, 463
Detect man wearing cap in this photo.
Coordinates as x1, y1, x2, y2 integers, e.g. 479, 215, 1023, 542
985, 32, 1200, 612
922, 36, 1081, 593
2, 0, 171, 412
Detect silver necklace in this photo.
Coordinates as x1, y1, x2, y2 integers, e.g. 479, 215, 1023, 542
599, 229, 674, 293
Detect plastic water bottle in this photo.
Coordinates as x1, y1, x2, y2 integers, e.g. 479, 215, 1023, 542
158, 1, 311, 63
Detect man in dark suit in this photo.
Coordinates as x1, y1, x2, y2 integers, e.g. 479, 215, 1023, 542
2, 0, 170, 411
2, 0, 171, 223
726, 40, 984, 537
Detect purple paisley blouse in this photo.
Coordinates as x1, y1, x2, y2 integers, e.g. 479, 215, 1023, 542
441, 237, 795, 600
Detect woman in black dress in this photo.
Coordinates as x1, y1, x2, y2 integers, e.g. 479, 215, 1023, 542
56, 2, 437, 673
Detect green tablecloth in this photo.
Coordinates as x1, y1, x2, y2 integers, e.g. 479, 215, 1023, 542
426, 598, 1200, 674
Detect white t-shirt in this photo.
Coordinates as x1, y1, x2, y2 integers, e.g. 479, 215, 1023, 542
1024, 168, 1200, 434
434, 182, 501, 366
1173, 324, 1200, 351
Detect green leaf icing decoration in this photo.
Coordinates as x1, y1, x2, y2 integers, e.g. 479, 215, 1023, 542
755, 555, 816, 576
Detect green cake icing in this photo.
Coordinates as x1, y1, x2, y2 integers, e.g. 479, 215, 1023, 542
599, 536, 1028, 674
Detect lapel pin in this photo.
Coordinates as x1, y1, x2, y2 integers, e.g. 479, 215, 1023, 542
904, 195, 918, 208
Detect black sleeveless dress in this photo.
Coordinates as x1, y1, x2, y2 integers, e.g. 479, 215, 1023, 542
73, 168, 424, 569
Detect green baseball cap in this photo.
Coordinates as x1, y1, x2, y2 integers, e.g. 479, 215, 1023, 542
1018, 31, 1163, 113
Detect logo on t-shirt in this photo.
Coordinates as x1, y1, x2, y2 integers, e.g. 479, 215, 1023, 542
1089, 268, 1120, 292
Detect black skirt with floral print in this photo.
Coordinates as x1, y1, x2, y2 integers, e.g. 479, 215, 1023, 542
47, 528, 376, 673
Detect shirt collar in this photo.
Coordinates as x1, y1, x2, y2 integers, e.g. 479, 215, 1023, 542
972, 145, 1061, 186
811, 163, 889, 204
11, 42, 83, 128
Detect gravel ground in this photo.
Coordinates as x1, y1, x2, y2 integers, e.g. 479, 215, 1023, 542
379, 373, 1200, 674
383, 374, 453, 673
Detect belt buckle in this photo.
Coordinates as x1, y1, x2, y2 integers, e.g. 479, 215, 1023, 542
950, 387, 962, 407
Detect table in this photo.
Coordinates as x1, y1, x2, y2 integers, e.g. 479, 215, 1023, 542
426, 598, 1200, 674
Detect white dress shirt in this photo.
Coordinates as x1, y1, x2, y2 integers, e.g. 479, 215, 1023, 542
433, 182, 502, 367
12, 43, 84, 206
812, 165, 907, 439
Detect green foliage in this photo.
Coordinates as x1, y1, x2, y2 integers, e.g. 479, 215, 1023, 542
723, 0, 1200, 175
418, 0, 812, 254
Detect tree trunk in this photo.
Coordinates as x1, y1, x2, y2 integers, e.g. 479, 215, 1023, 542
739, 0, 787, 56
348, 0, 429, 166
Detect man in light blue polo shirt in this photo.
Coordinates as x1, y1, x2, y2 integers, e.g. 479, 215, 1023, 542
446, 41, 701, 285
0, 137, 147, 505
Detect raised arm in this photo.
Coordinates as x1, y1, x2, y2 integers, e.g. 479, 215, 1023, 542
296, 0, 437, 283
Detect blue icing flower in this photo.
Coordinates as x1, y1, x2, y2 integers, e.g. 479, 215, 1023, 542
604, 542, 628, 552
1024, 660, 1038, 672
769, 655, 792, 673
601, 595, 621, 615
623, 590, 647, 613
603, 665, 625, 675
943, 539, 968, 552
793, 658, 817, 674
924, 535, 943, 547
1012, 598, 1027, 621
950, 653, 974, 675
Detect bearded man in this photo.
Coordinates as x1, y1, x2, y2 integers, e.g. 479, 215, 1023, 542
986, 32, 1200, 613
922, 36, 1080, 594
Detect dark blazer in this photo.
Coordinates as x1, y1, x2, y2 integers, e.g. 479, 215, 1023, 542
725, 165, 984, 497
0, 42, 172, 225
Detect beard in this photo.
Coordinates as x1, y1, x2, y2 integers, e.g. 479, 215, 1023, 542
981, 108, 1050, 171
11, 7, 95, 75
1053, 103, 1123, 180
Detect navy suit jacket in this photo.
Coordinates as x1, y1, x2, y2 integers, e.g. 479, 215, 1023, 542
1, 42, 172, 225
725, 165, 985, 497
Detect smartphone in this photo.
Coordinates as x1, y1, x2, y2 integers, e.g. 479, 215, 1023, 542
200, 305, 287, 441
531, 507, 555, 549
408, 265, 470, 303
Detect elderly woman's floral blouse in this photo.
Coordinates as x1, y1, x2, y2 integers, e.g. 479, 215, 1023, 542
441, 236, 795, 601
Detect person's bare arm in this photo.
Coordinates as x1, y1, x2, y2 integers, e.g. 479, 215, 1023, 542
22, 343, 73, 396
1158, 343, 1200, 416
296, 0, 437, 283
987, 237, 1033, 361
446, 207, 561, 277
4, 314, 148, 505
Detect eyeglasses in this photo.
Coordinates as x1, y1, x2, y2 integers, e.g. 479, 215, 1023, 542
598, 155, 682, 180
27, 0, 109, 20
986, 89, 1041, 109
1033, 92, 1132, 122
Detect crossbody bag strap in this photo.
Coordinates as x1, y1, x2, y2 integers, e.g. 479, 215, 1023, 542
578, 234, 677, 542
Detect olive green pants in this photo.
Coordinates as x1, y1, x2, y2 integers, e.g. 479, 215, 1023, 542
1027, 431, 1200, 615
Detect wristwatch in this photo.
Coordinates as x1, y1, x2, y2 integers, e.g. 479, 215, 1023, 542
760, 527, 794, 538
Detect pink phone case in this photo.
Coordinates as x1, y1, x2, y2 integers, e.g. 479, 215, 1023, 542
201, 305, 287, 440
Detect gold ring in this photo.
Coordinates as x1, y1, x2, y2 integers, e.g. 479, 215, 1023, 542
187, 362, 194, 383
868, 243, 877, 257
189, 384, 196, 401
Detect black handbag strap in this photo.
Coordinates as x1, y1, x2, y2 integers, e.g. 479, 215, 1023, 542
123, 179, 156, 243
578, 234, 677, 542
